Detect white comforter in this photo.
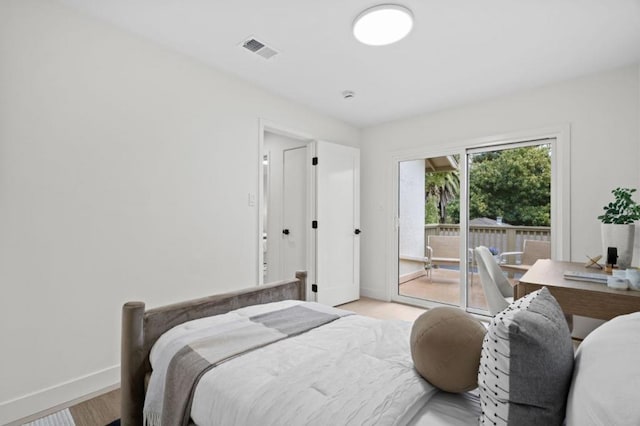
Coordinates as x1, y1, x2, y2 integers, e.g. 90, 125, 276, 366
151, 300, 438, 426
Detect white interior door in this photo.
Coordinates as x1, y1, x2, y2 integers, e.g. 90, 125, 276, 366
314, 141, 360, 306
282, 146, 308, 280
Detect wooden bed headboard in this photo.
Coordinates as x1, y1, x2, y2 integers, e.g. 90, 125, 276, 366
120, 271, 307, 426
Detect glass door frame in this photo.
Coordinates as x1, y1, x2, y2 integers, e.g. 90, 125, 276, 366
388, 125, 571, 314
465, 138, 553, 316
390, 146, 469, 311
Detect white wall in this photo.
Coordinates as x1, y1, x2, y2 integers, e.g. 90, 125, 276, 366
398, 159, 426, 277
638, 65, 640, 259
2, 1, 639, 422
0, 1, 359, 422
360, 64, 640, 301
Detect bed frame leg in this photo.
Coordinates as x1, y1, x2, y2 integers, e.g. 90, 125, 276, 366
121, 301, 145, 426
295, 270, 307, 301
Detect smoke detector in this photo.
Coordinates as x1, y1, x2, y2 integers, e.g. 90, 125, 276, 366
240, 37, 279, 60
342, 90, 355, 100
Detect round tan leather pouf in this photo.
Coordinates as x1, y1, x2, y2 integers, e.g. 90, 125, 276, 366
410, 306, 487, 393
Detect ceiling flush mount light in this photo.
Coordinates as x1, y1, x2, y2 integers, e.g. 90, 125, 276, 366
353, 4, 413, 46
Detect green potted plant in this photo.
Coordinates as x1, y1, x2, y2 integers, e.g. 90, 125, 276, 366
598, 187, 640, 268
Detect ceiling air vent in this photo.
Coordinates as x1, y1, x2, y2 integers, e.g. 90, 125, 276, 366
241, 37, 279, 60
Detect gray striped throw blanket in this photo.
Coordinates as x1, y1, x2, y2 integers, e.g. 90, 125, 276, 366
143, 301, 351, 426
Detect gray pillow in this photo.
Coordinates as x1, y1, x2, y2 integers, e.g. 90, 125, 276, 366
478, 287, 574, 426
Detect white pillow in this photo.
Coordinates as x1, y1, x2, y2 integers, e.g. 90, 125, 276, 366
565, 312, 640, 426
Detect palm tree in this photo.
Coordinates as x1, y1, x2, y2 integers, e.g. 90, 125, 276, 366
426, 170, 460, 223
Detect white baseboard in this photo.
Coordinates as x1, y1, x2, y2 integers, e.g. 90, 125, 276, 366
1, 365, 120, 425
360, 286, 389, 301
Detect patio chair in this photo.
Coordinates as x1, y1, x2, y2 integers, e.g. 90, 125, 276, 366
425, 235, 474, 284
498, 239, 551, 276
475, 246, 514, 315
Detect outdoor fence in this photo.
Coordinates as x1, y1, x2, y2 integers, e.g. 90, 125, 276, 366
425, 223, 550, 255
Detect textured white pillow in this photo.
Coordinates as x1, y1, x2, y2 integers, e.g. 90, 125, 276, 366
565, 312, 640, 426
478, 287, 574, 426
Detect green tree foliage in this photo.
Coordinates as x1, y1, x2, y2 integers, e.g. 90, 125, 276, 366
425, 170, 460, 224
423, 147, 550, 226
468, 146, 551, 226
425, 197, 439, 224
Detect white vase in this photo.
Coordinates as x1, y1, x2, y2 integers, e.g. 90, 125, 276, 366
601, 223, 635, 269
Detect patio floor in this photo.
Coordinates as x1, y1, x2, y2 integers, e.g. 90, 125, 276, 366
398, 267, 519, 311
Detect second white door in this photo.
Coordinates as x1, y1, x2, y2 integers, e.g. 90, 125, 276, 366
314, 141, 360, 306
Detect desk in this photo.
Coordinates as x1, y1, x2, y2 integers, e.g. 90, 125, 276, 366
516, 259, 640, 321
500, 263, 529, 278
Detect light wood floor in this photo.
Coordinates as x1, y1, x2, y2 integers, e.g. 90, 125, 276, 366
68, 389, 120, 426
339, 297, 427, 321
27, 298, 427, 425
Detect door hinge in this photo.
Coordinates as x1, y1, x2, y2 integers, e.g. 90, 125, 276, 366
312, 220, 318, 229
311, 284, 318, 293
312, 157, 318, 166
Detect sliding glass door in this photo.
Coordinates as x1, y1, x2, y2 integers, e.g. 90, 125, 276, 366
466, 140, 553, 314
397, 155, 462, 306
392, 133, 565, 315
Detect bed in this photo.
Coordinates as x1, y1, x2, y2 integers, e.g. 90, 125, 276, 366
120, 271, 482, 426
121, 271, 640, 426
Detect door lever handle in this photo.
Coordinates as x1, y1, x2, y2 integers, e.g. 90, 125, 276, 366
354, 229, 361, 235
282, 229, 290, 235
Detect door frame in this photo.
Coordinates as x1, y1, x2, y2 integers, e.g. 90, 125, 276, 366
387, 125, 571, 312
258, 119, 314, 290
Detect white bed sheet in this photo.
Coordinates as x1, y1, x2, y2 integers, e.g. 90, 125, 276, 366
151, 300, 480, 426
408, 390, 480, 426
